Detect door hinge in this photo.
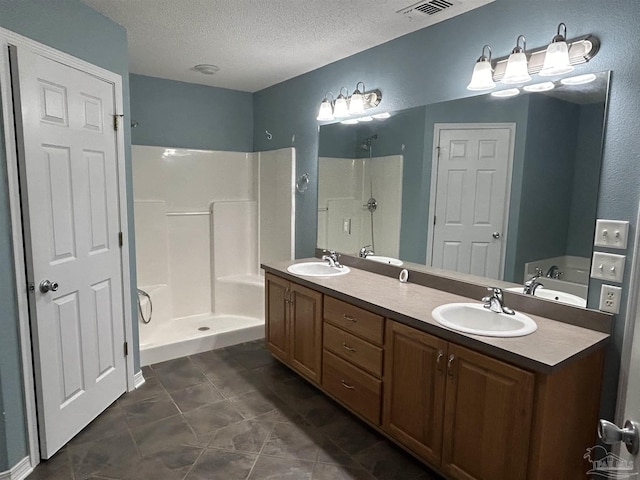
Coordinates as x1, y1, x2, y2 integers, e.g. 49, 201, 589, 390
124, 341, 129, 356
113, 114, 124, 131
118, 231, 123, 247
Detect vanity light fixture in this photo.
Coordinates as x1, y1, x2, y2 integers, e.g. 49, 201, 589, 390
491, 88, 520, 98
468, 24, 599, 90
359, 116, 373, 122
316, 91, 335, 121
316, 84, 382, 122
539, 23, 574, 76
348, 82, 366, 115
333, 87, 350, 118
467, 45, 496, 91
340, 119, 359, 125
502, 35, 532, 85
561, 73, 597, 85
523, 81, 555, 92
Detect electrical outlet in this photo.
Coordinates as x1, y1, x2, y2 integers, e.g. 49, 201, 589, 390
599, 284, 622, 314
591, 252, 626, 283
594, 219, 630, 249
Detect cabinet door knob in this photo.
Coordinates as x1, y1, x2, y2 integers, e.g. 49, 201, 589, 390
341, 380, 355, 390
436, 350, 445, 372
447, 354, 456, 378
342, 342, 356, 353
343, 314, 357, 323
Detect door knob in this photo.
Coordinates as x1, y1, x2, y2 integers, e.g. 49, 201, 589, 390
492, 232, 501, 239
598, 419, 640, 454
39, 280, 59, 293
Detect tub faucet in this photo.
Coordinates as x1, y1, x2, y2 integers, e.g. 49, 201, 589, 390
546, 265, 562, 279
359, 245, 374, 258
482, 287, 515, 315
524, 270, 544, 295
322, 250, 342, 268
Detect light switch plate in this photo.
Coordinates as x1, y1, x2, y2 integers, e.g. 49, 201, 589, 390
591, 252, 626, 283
594, 219, 629, 249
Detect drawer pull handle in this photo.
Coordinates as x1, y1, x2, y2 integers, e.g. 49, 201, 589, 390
343, 314, 357, 322
342, 342, 356, 353
341, 380, 355, 390
436, 350, 445, 372
447, 354, 455, 378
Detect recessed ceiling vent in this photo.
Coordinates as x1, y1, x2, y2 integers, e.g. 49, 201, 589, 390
398, 0, 459, 17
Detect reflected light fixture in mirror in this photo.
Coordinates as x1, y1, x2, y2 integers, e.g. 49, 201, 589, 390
540, 23, 574, 76
561, 73, 597, 85
502, 35, 532, 84
523, 81, 555, 92
491, 88, 520, 97
467, 45, 495, 91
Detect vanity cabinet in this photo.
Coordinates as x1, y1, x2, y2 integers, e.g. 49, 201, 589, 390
322, 296, 385, 424
265, 273, 322, 383
263, 269, 605, 480
383, 321, 534, 480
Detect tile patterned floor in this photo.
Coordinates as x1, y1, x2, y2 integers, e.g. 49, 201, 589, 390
29, 340, 443, 480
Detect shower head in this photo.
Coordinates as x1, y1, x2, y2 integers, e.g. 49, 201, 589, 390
360, 134, 379, 150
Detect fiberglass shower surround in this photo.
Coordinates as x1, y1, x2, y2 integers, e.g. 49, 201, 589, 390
132, 145, 294, 365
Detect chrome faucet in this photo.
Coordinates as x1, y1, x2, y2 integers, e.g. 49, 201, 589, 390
322, 250, 342, 268
545, 265, 562, 279
482, 287, 515, 315
359, 245, 374, 258
524, 270, 544, 295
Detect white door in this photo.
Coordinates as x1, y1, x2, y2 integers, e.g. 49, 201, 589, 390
10, 44, 126, 458
429, 125, 514, 279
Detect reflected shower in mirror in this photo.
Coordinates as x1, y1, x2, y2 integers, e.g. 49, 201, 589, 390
317, 71, 610, 305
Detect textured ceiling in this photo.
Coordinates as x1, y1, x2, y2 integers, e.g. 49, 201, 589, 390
81, 0, 493, 92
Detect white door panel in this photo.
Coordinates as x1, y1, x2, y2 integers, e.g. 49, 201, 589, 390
431, 126, 513, 279
11, 44, 126, 458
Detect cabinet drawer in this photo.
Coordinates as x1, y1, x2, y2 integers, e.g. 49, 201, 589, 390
323, 322, 383, 377
324, 296, 384, 345
322, 350, 382, 425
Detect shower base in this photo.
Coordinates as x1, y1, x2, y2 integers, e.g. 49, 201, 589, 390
139, 313, 264, 366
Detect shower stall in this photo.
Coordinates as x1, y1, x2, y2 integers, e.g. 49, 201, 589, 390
132, 145, 294, 365
317, 136, 403, 258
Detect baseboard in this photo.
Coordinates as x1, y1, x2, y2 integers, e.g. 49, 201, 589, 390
133, 369, 146, 389
0, 457, 33, 480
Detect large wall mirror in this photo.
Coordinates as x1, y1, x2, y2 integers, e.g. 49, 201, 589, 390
317, 71, 610, 307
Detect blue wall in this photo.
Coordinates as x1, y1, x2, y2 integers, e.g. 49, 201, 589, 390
515, 95, 580, 280
130, 74, 254, 151
567, 102, 607, 257
0, 0, 133, 470
254, 0, 640, 421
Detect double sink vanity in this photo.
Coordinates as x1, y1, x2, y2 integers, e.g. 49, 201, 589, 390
262, 256, 611, 480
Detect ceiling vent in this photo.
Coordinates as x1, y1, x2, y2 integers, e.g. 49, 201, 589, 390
398, 0, 458, 17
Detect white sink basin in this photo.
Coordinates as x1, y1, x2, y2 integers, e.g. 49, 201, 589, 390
366, 255, 403, 266
432, 303, 537, 337
287, 262, 350, 277
506, 287, 586, 307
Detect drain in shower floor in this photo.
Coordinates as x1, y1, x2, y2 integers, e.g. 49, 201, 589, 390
198, 326, 210, 331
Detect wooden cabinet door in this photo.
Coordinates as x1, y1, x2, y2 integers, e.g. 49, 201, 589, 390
265, 273, 289, 362
383, 321, 448, 466
442, 344, 534, 480
289, 283, 323, 383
